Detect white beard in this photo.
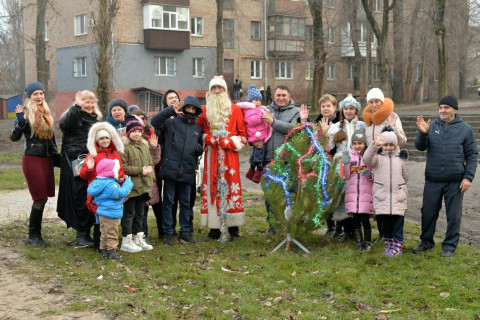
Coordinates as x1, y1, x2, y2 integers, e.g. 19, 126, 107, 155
205, 91, 232, 128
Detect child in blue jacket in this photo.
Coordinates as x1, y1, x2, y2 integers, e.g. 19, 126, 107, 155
87, 158, 133, 261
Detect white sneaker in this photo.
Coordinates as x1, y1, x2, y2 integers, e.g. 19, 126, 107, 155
134, 232, 153, 250
120, 234, 142, 253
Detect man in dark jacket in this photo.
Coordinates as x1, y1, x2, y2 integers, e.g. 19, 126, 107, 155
412, 94, 478, 257
151, 96, 203, 244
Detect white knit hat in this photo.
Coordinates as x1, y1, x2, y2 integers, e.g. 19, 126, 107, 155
95, 129, 111, 141
209, 75, 228, 91
366, 88, 385, 103
339, 94, 361, 110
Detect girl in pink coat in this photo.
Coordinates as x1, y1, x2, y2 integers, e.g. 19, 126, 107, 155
237, 85, 272, 183
342, 128, 374, 251
363, 126, 409, 258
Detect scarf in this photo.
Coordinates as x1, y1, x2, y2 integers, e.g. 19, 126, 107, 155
33, 105, 53, 139
361, 98, 394, 126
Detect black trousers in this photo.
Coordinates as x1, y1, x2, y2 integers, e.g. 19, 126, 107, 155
122, 195, 147, 236
381, 215, 404, 241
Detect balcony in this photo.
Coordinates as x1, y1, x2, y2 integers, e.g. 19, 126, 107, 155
268, 39, 305, 57
144, 29, 189, 50
340, 41, 377, 58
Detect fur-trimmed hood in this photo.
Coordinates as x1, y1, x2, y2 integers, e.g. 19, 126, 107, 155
87, 122, 124, 157
362, 98, 394, 126
121, 135, 149, 147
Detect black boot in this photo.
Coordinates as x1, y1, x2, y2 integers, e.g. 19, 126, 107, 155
228, 226, 240, 240
373, 234, 385, 244
323, 218, 335, 236
354, 229, 363, 251
93, 224, 101, 252
203, 228, 221, 241
331, 223, 344, 238
363, 230, 372, 252
75, 230, 94, 247
27, 207, 49, 247
342, 231, 354, 243
374, 215, 384, 244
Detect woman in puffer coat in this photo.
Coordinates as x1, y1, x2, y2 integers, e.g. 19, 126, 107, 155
342, 127, 374, 252
364, 126, 408, 258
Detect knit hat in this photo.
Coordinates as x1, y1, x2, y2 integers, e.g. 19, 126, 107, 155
438, 94, 458, 110
351, 127, 367, 145
127, 105, 140, 113
380, 126, 398, 146
125, 115, 144, 136
96, 158, 118, 178
339, 94, 361, 110
366, 88, 385, 103
209, 75, 228, 91
108, 98, 128, 114
25, 82, 45, 98
95, 129, 111, 141
247, 85, 262, 102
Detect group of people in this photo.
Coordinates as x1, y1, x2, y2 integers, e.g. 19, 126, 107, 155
11, 77, 477, 261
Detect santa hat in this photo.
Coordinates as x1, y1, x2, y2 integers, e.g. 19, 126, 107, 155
380, 126, 398, 146
366, 88, 385, 103
247, 85, 262, 102
209, 75, 228, 91
96, 158, 120, 179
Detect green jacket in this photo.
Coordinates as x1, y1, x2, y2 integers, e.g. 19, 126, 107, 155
121, 136, 160, 198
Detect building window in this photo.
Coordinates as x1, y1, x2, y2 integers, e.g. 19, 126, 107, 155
74, 14, 87, 36
328, 27, 336, 43
327, 62, 336, 80
193, 58, 205, 78
415, 65, 421, 82
417, 7, 424, 17
305, 25, 313, 41
251, 21, 261, 40
373, 63, 380, 81
224, 59, 234, 73
274, 16, 306, 39
73, 57, 87, 77
223, 19, 234, 49
251, 60, 262, 79
146, 4, 189, 31
47, 60, 50, 80
305, 62, 314, 80
357, 0, 365, 13
415, 39, 421, 49
44, 22, 49, 41
433, 71, 438, 82
275, 60, 293, 79
347, 63, 363, 80
375, 0, 382, 12
224, 0, 234, 10
326, 0, 335, 8
191, 17, 203, 36
154, 57, 176, 76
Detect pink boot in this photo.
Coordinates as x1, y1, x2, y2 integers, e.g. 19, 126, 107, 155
383, 238, 393, 256
386, 239, 403, 258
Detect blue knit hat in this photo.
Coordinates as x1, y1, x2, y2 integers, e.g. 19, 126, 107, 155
25, 82, 45, 98
247, 85, 262, 102
339, 94, 361, 110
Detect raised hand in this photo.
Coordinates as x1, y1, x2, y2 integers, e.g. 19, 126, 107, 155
261, 110, 274, 125
75, 91, 84, 107
85, 153, 95, 170
173, 100, 184, 113
15, 105, 26, 126
342, 150, 350, 165
416, 115, 431, 133
149, 133, 158, 148
299, 104, 309, 123
15, 105, 24, 114
320, 117, 331, 133
374, 135, 385, 147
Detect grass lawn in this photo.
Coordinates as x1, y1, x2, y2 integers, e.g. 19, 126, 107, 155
1, 205, 479, 320
0, 168, 60, 190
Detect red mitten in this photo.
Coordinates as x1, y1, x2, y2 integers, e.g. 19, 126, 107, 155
219, 137, 237, 150
204, 134, 218, 147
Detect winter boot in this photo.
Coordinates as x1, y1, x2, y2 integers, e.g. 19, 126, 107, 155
107, 250, 125, 262
93, 224, 101, 252
374, 235, 385, 244
203, 228, 221, 241
179, 233, 196, 243
101, 248, 109, 258
245, 167, 255, 181
323, 218, 335, 236
133, 232, 153, 250
353, 229, 363, 251
383, 238, 393, 256
75, 230, 94, 248
163, 234, 176, 245
252, 170, 263, 183
120, 234, 142, 253
363, 230, 372, 252
342, 231, 354, 243
331, 224, 344, 238
386, 239, 403, 258
228, 227, 240, 240
27, 207, 49, 247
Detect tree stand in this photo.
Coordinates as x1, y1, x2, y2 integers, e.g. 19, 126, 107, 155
271, 233, 311, 254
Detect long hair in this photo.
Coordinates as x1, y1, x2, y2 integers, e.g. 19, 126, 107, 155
24, 97, 54, 138
333, 108, 358, 144
205, 90, 232, 127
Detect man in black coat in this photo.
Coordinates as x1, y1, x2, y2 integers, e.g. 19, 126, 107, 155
412, 94, 478, 257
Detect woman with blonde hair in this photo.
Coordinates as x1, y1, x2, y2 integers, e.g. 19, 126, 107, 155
10, 82, 59, 246
57, 90, 102, 247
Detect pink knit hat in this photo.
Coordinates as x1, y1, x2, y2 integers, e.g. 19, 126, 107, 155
380, 126, 398, 146
96, 159, 119, 179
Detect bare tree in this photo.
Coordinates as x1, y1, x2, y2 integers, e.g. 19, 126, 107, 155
89, 0, 119, 115
404, 0, 422, 103
348, 0, 363, 97
216, 0, 224, 75
308, 0, 325, 107
35, 0, 48, 95
457, 0, 469, 98
392, 0, 404, 102
362, 0, 395, 92
434, 0, 447, 98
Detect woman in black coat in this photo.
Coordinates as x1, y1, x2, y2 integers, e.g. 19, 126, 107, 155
57, 91, 101, 247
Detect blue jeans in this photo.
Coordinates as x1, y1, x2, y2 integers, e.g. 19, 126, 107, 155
162, 179, 193, 235
420, 180, 463, 252
249, 146, 265, 170
234, 91, 241, 101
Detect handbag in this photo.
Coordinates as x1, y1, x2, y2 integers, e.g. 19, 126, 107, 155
71, 154, 87, 177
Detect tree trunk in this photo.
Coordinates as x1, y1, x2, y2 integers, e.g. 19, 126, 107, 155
434, 0, 447, 99
392, 0, 404, 102
365, 0, 373, 94
309, 0, 325, 107
458, 0, 469, 98
417, 44, 428, 104
35, 0, 48, 95
405, 0, 422, 103
349, 0, 362, 97
216, 0, 224, 75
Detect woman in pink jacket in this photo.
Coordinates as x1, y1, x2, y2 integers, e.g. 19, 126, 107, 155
363, 126, 409, 257
342, 128, 374, 251
237, 85, 272, 183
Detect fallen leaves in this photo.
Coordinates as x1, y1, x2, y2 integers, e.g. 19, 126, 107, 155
439, 292, 450, 298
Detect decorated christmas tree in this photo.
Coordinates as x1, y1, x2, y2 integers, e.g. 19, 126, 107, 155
262, 122, 345, 246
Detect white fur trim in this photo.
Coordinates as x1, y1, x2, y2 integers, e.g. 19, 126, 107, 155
255, 131, 261, 138
202, 133, 208, 144
87, 122, 124, 157
237, 101, 256, 110
113, 159, 120, 180
230, 136, 244, 151
209, 76, 228, 91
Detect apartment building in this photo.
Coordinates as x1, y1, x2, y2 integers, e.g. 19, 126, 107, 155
23, 0, 458, 118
